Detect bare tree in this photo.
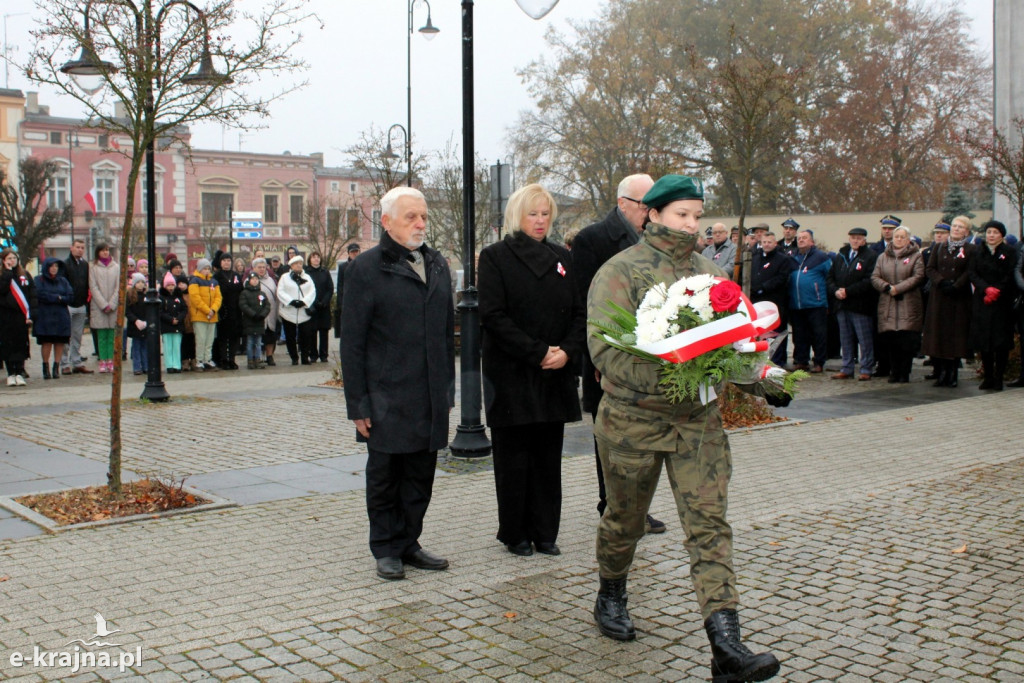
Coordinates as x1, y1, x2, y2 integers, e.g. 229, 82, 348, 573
421, 138, 492, 266
301, 195, 353, 270
0, 158, 73, 267
345, 125, 429, 217
963, 117, 1024, 239
24, 0, 315, 492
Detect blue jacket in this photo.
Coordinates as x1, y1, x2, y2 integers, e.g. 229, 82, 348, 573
789, 247, 831, 310
33, 257, 73, 337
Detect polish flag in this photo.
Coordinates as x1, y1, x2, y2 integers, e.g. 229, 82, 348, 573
84, 189, 98, 213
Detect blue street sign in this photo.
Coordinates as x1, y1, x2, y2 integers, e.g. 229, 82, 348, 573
232, 220, 263, 230
233, 230, 263, 239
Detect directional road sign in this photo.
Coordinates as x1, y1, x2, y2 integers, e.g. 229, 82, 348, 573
233, 230, 263, 239
232, 219, 263, 230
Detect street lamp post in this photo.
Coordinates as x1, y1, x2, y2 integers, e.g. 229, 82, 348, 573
384, 123, 409, 173
449, 0, 559, 458
406, 0, 439, 187
67, 130, 80, 242
61, 0, 231, 402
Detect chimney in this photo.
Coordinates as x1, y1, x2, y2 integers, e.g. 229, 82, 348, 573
26, 91, 39, 114
309, 152, 324, 167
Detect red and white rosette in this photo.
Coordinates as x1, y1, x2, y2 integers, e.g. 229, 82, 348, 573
635, 278, 779, 363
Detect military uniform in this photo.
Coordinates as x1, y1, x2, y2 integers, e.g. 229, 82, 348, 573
587, 221, 737, 620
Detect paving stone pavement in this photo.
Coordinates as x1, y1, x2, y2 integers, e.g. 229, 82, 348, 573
0, 360, 1023, 680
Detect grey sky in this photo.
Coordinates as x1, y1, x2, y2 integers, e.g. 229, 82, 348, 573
1, 0, 996, 169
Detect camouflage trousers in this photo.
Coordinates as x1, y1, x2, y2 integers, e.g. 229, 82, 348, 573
595, 423, 738, 620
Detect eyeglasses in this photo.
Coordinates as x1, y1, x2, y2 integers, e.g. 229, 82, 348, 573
621, 197, 646, 208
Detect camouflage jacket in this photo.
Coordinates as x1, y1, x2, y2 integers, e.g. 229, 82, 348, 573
587, 222, 728, 449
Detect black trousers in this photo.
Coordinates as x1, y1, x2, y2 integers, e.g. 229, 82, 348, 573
365, 448, 437, 559
791, 307, 828, 367
313, 326, 330, 361
882, 330, 920, 379
491, 422, 564, 546
281, 319, 315, 362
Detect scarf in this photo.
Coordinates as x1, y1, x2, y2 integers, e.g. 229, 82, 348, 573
946, 236, 969, 254
99, 256, 112, 266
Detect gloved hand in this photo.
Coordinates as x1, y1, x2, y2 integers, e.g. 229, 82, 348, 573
984, 287, 1000, 305
764, 392, 792, 408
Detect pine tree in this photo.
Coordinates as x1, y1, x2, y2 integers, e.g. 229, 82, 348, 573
941, 182, 976, 223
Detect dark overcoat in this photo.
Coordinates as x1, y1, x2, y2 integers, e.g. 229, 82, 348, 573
304, 264, 334, 331
751, 247, 796, 313
62, 253, 90, 307
341, 231, 455, 453
0, 268, 35, 364
922, 241, 974, 358
826, 245, 878, 316
479, 231, 585, 428
570, 208, 639, 413
33, 258, 73, 338
968, 241, 1018, 352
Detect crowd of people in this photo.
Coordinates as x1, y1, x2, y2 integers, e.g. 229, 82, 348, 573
740, 213, 1023, 391
0, 240, 349, 386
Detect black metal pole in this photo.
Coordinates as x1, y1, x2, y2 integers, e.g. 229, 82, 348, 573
68, 133, 75, 242
450, 0, 490, 458
406, 0, 413, 187
141, 91, 169, 402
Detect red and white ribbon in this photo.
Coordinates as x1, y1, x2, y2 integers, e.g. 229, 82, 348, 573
636, 279, 780, 363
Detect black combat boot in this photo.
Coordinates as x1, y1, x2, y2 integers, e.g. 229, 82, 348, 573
594, 577, 636, 641
705, 609, 780, 682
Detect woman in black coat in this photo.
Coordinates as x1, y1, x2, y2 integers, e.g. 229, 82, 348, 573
479, 184, 586, 557
213, 252, 243, 369
0, 249, 36, 386
304, 251, 334, 362
968, 219, 1018, 391
922, 216, 975, 387
33, 257, 73, 380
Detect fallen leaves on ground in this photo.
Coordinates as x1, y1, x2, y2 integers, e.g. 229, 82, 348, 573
15, 479, 209, 527
719, 385, 786, 430
952, 544, 968, 554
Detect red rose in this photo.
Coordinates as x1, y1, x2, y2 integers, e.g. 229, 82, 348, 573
709, 279, 742, 313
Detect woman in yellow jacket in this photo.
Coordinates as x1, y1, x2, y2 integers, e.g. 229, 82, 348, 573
188, 258, 223, 370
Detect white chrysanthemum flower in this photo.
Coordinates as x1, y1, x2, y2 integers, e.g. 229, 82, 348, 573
697, 305, 715, 322
664, 292, 691, 313
639, 283, 668, 312
689, 289, 711, 312
636, 315, 672, 345
686, 274, 715, 292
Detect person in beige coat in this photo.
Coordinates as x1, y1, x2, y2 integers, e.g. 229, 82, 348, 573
871, 226, 926, 383
88, 243, 121, 373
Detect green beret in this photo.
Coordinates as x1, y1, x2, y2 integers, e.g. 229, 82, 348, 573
641, 174, 704, 209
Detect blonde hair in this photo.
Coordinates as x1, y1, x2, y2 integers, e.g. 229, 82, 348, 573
951, 215, 973, 231
505, 183, 558, 234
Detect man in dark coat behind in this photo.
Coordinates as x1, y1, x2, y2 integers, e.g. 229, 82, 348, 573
826, 227, 878, 380
750, 231, 794, 367
334, 243, 360, 339
61, 238, 93, 374
570, 173, 666, 534
341, 186, 455, 581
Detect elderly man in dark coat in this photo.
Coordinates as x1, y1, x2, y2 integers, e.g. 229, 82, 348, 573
341, 186, 456, 581
570, 173, 666, 535
923, 217, 974, 387
751, 231, 795, 367
826, 227, 878, 380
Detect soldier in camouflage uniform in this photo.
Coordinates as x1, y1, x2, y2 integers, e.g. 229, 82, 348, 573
587, 175, 780, 683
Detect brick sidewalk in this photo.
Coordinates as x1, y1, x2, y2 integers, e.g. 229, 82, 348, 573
0, 385, 1022, 680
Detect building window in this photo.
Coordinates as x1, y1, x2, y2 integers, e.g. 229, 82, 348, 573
50, 131, 63, 145
201, 192, 233, 223
346, 208, 360, 238
140, 173, 163, 214
47, 170, 69, 209
349, 182, 357, 193
330, 181, 340, 193
94, 171, 116, 212
289, 195, 304, 225
264, 194, 279, 223
372, 209, 382, 240
326, 208, 341, 236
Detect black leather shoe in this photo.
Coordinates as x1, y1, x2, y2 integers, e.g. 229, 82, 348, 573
506, 541, 534, 556
376, 557, 405, 580
402, 548, 449, 570
535, 542, 561, 556
1007, 377, 1024, 388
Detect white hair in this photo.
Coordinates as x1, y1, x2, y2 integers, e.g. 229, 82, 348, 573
893, 225, 913, 239
616, 174, 654, 199
380, 186, 426, 219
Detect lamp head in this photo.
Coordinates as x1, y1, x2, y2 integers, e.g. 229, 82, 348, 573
60, 45, 117, 76
181, 48, 232, 87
